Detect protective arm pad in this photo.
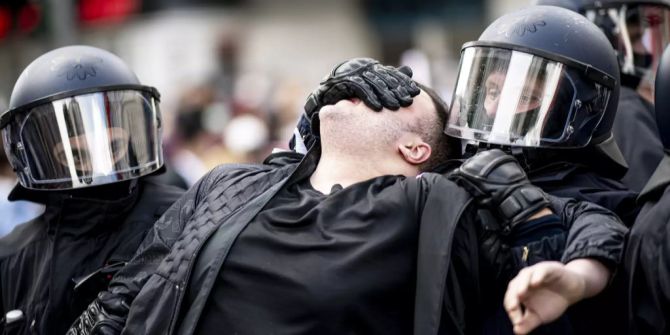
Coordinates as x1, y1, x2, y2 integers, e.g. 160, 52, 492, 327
448, 149, 550, 232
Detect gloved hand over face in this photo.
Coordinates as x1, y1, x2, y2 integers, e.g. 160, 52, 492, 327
304, 57, 420, 115
289, 58, 420, 153
448, 149, 551, 233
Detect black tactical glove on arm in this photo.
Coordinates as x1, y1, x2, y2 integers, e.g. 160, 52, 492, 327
289, 58, 420, 152
448, 149, 554, 285
447, 149, 551, 233
66, 292, 128, 335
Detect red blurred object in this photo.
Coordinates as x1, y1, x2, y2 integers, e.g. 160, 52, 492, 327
79, 0, 139, 25
18, 2, 41, 34
0, 6, 10, 40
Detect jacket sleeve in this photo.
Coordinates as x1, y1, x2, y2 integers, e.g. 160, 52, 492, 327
66, 165, 233, 335
547, 195, 628, 267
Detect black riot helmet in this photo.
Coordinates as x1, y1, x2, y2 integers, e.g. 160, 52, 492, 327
446, 6, 627, 171
0, 45, 164, 190
534, 0, 670, 88
655, 44, 670, 150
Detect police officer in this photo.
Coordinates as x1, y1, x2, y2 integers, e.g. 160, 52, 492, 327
443, 5, 636, 333
534, 0, 670, 192
0, 45, 183, 334
625, 44, 670, 335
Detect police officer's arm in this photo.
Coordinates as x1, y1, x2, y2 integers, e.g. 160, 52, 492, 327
449, 149, 626, 333
503, 259, 610, 335
66, 165, 234, 335
449, 149, 627, 269
547, 195, 627, 268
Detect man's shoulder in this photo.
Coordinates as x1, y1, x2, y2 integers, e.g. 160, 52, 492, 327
195, 161, 294, 202
406, 172, 472, 203
415, 172, 461, 188
0, 215, 45, 260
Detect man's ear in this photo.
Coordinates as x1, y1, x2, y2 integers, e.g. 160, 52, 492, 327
398, 141, 432, 165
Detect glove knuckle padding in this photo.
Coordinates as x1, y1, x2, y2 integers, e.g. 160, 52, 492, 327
363, 71, 400, 109
331, 58, 378, 77
398, 65, 413, 78
388, 67, 420, 96
453, 149, 550, 229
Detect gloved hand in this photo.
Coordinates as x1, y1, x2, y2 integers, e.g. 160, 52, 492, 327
66, 292, 128, 335
305, 57, 419, 115
448, 149, 551, 233
289, 58, 420, 153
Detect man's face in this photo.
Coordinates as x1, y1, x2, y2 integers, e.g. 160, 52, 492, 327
484, 71, 544, 118
53, 127, 130, 173
318, 90, 438, 151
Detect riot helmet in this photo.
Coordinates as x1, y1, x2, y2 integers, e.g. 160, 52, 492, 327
534, 0, 670, 88
446, 6, 626, 169
0, 46, 163, 190
654, 44, 670, 150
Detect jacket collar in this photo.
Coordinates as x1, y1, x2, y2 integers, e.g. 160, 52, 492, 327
9, 180, 141, 236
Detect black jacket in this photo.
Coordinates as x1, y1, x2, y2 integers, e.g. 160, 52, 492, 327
625, 154, 670, 335
77, 150, 625, 335
612, 86, 664, 193
523, 158, 639, 335
528, 161, 640, 227
0, 179, 183, 335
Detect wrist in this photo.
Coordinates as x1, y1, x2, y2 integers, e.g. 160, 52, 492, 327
526, 207, 553, 221
564, 258, 610, 300
561, 265, 588, 304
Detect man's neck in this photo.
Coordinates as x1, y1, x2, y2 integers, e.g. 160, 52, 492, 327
309, 152, 408, 194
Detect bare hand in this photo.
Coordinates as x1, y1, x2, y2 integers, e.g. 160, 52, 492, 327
503, 261, 586, 335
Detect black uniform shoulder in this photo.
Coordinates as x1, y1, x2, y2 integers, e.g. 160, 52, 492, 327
133, 179, 187, 220
0, 215, 45, 259
138, 178, 185, 202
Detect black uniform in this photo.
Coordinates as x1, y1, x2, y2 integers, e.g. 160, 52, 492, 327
527, 159, 640, 226
0, 180, 183, 335
625, 155, 670, 335
612, 86, 665, 192
69, 150, 625, 335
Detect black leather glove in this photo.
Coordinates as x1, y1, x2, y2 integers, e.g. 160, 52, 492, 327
304, 57, 420, 115
66, 292, 128, 335
289, 58, 420, 153
448, 149, 551, 233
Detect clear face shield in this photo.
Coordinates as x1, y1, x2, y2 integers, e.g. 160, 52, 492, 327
446, 47, 613, 148
585, 4, 670, 82
2, 89, 163, 190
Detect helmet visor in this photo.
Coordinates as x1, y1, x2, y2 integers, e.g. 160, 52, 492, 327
446, 47, 612, 148
3, 89, 162, 189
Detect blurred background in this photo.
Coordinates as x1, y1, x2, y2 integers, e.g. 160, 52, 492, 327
0, 0, 529, 234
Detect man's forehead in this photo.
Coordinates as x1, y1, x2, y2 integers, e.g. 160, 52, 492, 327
413, 90, 437, 116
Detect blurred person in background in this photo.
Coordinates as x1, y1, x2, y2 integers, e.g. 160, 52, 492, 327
163, 86, 233, 188
0, 45, 183, 335
534, 0, 670, 192
0, 136, 43, 238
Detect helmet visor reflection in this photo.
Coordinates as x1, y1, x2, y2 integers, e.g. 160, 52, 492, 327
11, 90, 162, 189
446, 47, 611, 148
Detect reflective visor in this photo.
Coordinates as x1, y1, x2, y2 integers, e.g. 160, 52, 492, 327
586, 5, 670, 78
446, 47, 612, 148
3, 90, 162, 189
